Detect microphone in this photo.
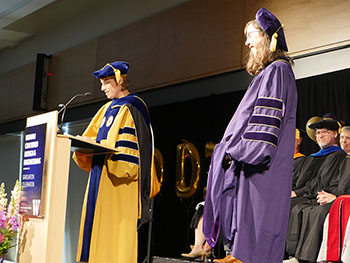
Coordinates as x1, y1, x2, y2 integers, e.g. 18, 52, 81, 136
57, 92, 91, 134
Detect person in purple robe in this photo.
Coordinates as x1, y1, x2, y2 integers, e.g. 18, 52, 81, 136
203, 8, 297, 263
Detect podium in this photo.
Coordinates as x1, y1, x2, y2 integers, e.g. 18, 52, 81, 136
17, 111, 116, 263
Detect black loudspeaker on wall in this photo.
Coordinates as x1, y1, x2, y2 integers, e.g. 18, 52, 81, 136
33, 53, 52, 111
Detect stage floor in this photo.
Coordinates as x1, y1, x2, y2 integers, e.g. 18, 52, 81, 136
152, 256, 213, 263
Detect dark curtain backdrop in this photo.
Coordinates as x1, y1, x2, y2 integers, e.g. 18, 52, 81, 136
149, 90, 246, 258
296, 68, 350, 155
148, 67, 350, 258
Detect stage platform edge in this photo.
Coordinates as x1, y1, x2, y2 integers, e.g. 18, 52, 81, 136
152, 256, 212, 263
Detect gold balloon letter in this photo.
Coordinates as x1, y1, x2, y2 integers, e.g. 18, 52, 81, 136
306, 116, 321, 142
154, 148, 164, 186
175, 142, 200, 198
204, 141, 216, 158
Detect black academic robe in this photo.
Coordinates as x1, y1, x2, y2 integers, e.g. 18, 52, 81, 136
294, 150, 347, 198
292, 155, 306, 190
293, 155, 325, 192
286, 149, 348, 262
336, 156, 350, 196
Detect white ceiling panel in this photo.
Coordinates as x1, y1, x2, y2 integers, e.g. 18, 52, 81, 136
0, 0, 55, 27
0, 0, 54, 49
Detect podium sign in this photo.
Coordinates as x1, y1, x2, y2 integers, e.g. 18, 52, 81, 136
20, 123, 47, 217
17, 110, 74, 263
17, 111, 117, 262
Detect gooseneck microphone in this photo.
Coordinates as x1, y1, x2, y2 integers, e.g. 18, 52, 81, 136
57, 92, 91, 134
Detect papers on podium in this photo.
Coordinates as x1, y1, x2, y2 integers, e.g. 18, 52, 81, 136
57, 134, 117, 155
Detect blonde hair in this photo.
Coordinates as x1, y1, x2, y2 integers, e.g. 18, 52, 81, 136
244, 20, 292, 75
341, 126, 350, 134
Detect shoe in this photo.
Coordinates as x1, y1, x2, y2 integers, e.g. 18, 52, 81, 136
228, 257, 243, 263
213, 254, 243, 263
213, 254, 233, 263
203, 248, 212, 258
283, 257, 299, 263
181, 250, 205, 259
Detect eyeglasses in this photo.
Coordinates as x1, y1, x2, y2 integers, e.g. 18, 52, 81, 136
315, 130, 333, 136
246, 30, 260, 38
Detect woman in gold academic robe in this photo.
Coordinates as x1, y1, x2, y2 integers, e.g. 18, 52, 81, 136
73, 61, 159, 263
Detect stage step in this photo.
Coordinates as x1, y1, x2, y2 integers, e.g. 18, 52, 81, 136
152, 256, 212, 263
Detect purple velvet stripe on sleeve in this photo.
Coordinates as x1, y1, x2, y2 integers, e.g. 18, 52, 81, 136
256, 97, 283, 110
242, 132, 278, 147
249, 115, 281, 129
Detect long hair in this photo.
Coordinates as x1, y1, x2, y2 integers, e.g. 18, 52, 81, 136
244, 20, 293, 76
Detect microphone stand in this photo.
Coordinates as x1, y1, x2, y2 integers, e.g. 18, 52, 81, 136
57, 92, 91, 134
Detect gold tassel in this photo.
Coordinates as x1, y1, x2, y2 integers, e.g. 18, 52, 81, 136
270, 32, 278, 52
114, 69, 121, 83
105, 63, 122, 83
295, 129, 300, 140
337, 121, 342, 134
270, 24, 284, 52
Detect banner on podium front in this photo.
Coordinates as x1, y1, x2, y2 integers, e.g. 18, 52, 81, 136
20, 123, 47, 217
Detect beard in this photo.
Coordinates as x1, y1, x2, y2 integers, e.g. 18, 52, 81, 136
317, 139, 335, 149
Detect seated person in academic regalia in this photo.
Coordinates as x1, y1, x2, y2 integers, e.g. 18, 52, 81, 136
291, 126, 334, 193
292, 128, 306, 190
340, 126, 350, 156
180, 201, 212, 260
314, 126, 350, 204
316, 126, 350, 263
284, 114, 348, 263
317, 194, 350, 263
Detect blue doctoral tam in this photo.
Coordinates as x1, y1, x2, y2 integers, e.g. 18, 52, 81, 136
256, 7, 288, 52
93, 61, 129, 79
